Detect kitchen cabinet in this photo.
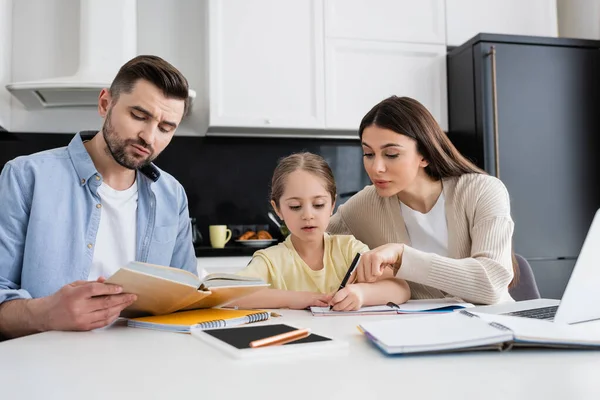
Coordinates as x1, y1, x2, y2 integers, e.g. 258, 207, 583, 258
208, 0, 325, 129
325, 40, 448, 131
0, 0, 11, 130
207, 0, 448, 135
446, 0, 558, 47
324, 0, 445, 45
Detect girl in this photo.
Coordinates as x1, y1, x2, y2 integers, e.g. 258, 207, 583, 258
328, 96, 518, 305
233, 152, 410, 311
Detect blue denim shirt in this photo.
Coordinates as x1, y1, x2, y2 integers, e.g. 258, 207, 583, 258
0, 132, 197, 304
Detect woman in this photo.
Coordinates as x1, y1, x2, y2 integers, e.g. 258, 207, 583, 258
328, 96, 517, 305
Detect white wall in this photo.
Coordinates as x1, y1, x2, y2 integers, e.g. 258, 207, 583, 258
557, 0, 600, 40
11, 0, 101, 133
137, 0, 208, 136
0, 0, 12, 130
10, 0, 208, 134
446, 0, 558, 46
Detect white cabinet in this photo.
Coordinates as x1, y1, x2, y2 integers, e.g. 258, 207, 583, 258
325, 0, 446, 44
208, 0, 325, 129
0, 0, 12, 130
446, 0, 558, 47
325, 40, 447, 131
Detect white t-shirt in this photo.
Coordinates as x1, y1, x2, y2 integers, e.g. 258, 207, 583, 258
400, 192, 448, 257
88, 180, 138, 281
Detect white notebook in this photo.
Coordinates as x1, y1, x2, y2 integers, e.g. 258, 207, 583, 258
359, 310, 600, 355
311, 298, 473, 316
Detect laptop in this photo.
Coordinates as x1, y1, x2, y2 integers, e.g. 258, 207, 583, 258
470, 208, 600, 325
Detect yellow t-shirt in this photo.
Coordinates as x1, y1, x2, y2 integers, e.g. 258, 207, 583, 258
236, 233, 369, 293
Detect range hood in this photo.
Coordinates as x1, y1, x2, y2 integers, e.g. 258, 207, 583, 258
6, 0, 195, 109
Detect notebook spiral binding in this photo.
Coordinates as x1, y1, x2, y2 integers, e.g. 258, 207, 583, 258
459, 310, 478, 318
194, 311, 270, 329
488, 322, 511, 331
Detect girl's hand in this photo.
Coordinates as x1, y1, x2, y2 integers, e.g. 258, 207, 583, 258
329, 285, 365, 311
356, 243, 405, 283
286, 292, 332, 310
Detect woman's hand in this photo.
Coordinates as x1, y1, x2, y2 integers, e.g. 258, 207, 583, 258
356, 243, 405, 283
329, 285, 365, 311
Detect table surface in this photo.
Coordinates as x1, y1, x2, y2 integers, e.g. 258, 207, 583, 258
2, 310, 600, 400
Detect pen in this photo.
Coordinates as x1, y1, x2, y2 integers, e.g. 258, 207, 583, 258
249, 328, 311, 348
329, 253, 362, 310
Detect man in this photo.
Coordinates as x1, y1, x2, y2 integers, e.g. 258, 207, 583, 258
0, 55, 199, 339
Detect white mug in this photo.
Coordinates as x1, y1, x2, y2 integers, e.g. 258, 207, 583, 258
209, 225, 232, 248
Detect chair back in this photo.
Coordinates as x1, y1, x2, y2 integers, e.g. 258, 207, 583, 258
509, 254, 541, 301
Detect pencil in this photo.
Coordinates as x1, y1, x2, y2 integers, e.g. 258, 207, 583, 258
249, 328, 311, 348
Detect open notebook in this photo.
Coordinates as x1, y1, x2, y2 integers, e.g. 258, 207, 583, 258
358, 310, 600, 355
105, 261, 269, 317
311, 299, 473, 316
127, 308, 271, 333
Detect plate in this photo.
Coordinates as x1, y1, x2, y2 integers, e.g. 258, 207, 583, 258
235, 239, 278, 248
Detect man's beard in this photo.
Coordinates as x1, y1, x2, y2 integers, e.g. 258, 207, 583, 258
102, 109, 155, 170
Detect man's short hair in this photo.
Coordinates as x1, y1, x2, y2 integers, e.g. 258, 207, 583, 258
109, 55, 190, 116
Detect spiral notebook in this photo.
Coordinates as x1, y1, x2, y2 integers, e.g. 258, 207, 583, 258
358, 310, 600, 355
127, 308, 271, 333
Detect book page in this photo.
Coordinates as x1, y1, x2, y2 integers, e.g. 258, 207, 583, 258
181, 285, 268, 310
359, 312, 513, 353
123, 261, 200, 288
106, 268, 209, 316
394, 298, 474, 312
204, 273, 264, 282
472, 313, 600, 347
311, 305, 398, 316
202, 273, 267, 288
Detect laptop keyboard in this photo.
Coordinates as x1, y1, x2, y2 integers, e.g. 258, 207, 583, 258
504, 305, 559, 321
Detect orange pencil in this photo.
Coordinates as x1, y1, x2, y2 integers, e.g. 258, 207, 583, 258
249, 328, 311, 348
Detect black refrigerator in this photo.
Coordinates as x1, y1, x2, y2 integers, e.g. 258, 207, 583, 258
447, 34, 600, 299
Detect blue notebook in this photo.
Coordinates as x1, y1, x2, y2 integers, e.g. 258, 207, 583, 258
311, 298, 473, 316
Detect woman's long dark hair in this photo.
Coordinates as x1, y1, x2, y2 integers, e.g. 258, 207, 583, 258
359, 96, 519, 288
359, 96, 484, 179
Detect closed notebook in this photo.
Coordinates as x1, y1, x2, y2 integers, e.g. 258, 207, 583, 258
127, 308, 271, 333
358, 310, 600, 355
311, 298, 473, 316
191, 324, 348, 359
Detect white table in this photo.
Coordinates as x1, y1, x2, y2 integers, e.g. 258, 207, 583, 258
2, 310, 600, 400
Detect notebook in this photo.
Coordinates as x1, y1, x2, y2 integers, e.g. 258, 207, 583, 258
104, 261, 269, 317
311, 298, 473, 316
358, 310, 600, 355
191, 323, 348, 359
127, 308, 271, 333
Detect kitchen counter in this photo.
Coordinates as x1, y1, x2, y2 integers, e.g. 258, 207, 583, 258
194, 245, 259, 257
194, 239, 283, 257
196, 256, 252, 275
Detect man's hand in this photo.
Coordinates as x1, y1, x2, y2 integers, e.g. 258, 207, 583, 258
39, 279, 137, 332
329, 285, 365, 311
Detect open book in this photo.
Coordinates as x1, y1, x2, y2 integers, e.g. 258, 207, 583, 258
311, 298, 473, 316
105, 261, 269, 317
358, 310, 600, 355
